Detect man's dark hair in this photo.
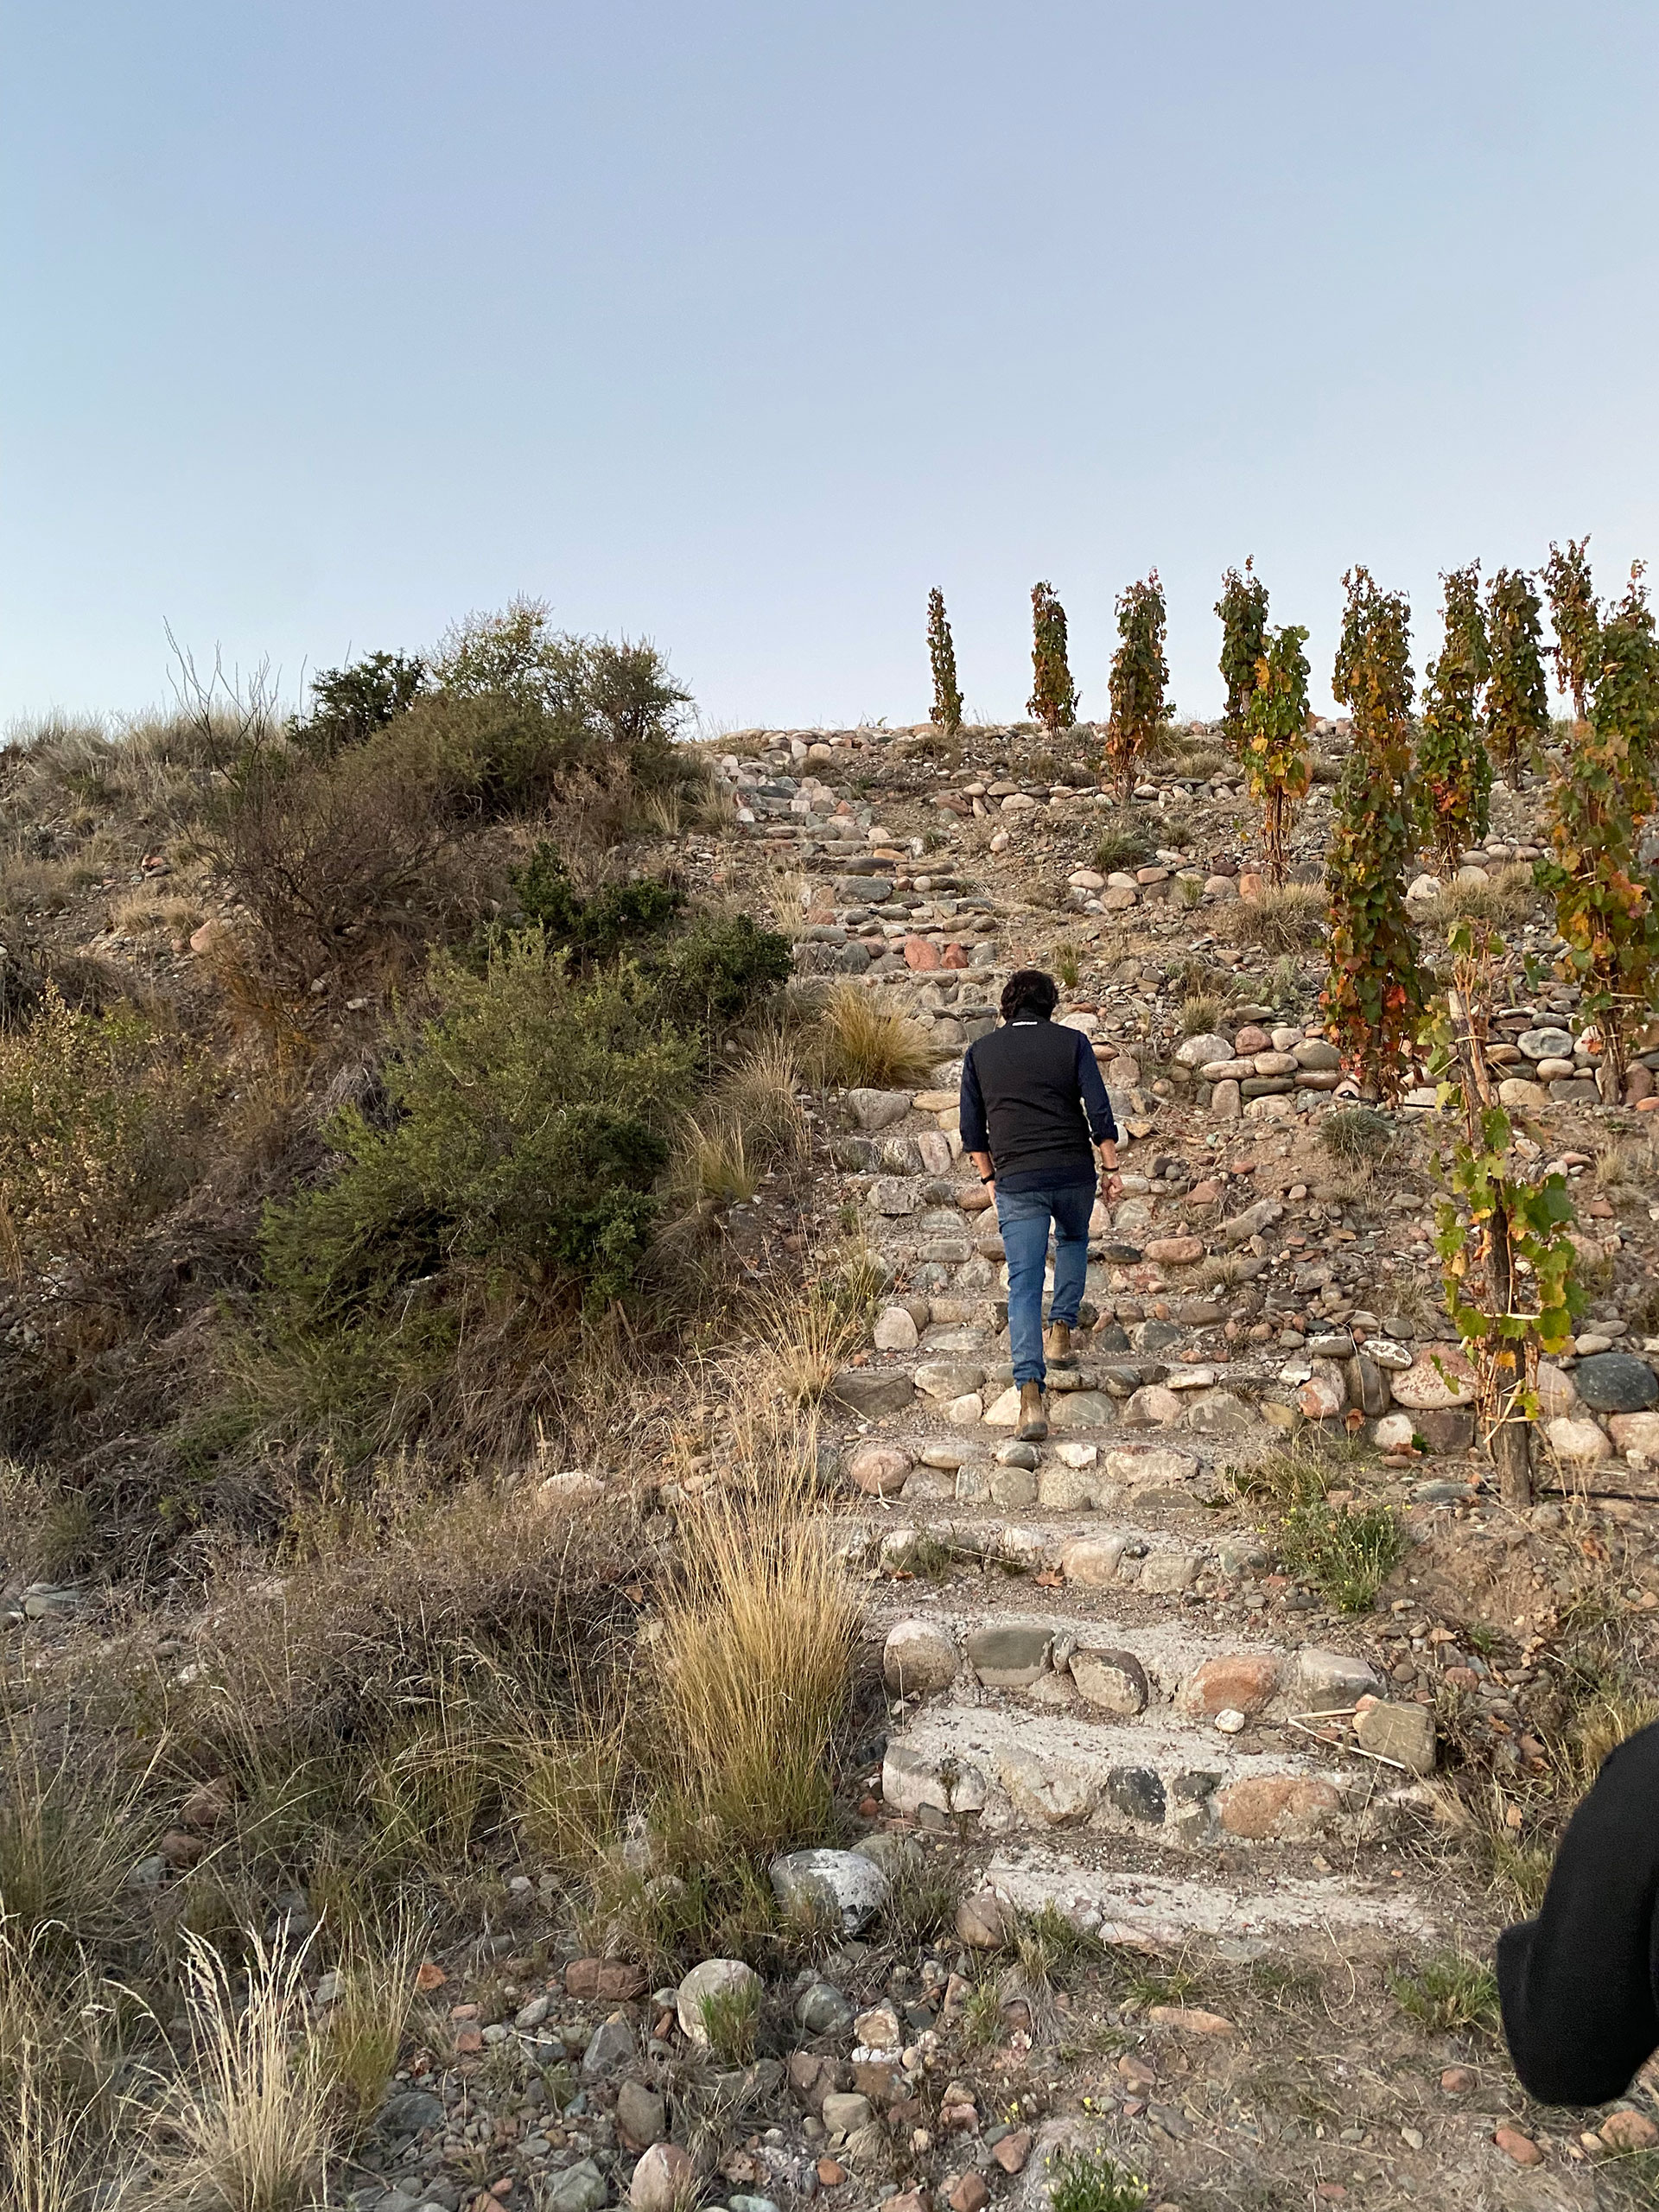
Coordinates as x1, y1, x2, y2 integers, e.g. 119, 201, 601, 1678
1001, 969, 1058, 1022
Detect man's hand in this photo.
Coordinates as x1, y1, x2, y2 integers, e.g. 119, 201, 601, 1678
969, 1147, 995, 1201
1098, 1141, 1122, 1198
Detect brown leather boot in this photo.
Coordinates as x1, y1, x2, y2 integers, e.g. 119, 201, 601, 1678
1016, 1381, 1048, 1441
1044, 1321, 1077, 1369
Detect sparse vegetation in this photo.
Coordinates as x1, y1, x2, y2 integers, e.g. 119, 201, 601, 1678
1240, 621, 1312, 887
1389, 1950, 1500, 2037
1228, 881, 1325, 951
1417, 561, 1492, 875
927, 588, 963, 737
1046, 2145, 1149, 2212
1216, 557, 1271, 749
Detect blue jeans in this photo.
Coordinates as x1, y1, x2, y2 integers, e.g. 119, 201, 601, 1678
995, 1179, 1096, 1388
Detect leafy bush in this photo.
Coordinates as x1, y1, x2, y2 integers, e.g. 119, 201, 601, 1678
1217, 557, 1270, 743
426, 598, 692, 813
1028, 582, 1078, 734
927, 588, 963, 736
510, 843, 686, 964
1105, 570, 1168, 798
1241, 622, 1312, 886
260, 943, 699, 1325
295, 652, 426, 759
0, 992, 211, 1275
1324, 568, 1425, 1100
1417, 563, 1492, 874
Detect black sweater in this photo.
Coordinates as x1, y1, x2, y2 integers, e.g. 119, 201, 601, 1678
958, 1015, 1117, 1189
1497, 1720, 1659, 2105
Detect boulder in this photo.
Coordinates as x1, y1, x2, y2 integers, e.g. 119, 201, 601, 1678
1215, 1775, 1342, 1840
1546, 1415, 1611, 1465
772, 1849, 888, 1934
830, 1370, 915, 1417
1176, 1033, 1234, 1069
847, 1089, 913, 1131
883, 1618, 957, 1695
873, 1306, 920, 1352
1354, 1701, 1436, 1774
847, 1442, 912, 1497
965, 1622, 1052, 1688
1290, 1648, 1382, 1707
1179, 1653, 1281, 1717
631, 2143, 694, 2212
1388, 1344, 1476, 1410
1573, 1352, 1659, 1414
1070, 1648, 1149, 1715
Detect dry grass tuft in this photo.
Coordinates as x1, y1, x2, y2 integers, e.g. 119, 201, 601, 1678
320, 1913, 427, 2143
657, 1471, 856, 1855
753, 1280, 870, 1402
164, 1929, 333, 2212
1227, 882, 1327, 952
0, 1926, 130, 2212
810, 985, 942, 1090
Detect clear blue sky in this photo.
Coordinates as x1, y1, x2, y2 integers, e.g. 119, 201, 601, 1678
5, 3, 1656, 731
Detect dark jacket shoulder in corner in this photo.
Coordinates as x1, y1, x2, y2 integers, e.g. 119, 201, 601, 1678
1497, 1719, 1659, 2105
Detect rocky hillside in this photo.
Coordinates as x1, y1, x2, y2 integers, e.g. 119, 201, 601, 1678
4, 690, 1659, 2212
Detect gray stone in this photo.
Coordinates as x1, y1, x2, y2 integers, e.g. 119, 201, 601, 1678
1107, 1766, 1167, 1824
966, 1622, 1052, 1687
1138, 1550, 1202, 1593
881, 1741, 988, 1818
877, 1135, 923, 1175
995, 1440, 1039, 1469
1517, 1027, 1574, 1061
823, 2090, 875, 2136
379, 2088, 446, 2136
582, 2012, 637, 2079
794, 1980, 856, 2036
548, 2163, 609, 2212
846, 1087, 912, 1130
616, 2078, 667, 2146
988, 1465, 1038, 1509
770, 1848, 888, 1934
1176, 1033, 1234, 1069
1069, 1648, 1149, 1715
829, 1370, 915, 1417
1291, 1648, 1382, 1708
1048, 1390, 1116, 1429
1573, 1352, 1659, 1414
914, 1358, 987, 1400
868, 1177, 923, 1216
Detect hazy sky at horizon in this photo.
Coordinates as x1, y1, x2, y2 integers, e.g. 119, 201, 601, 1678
5, 2, 1658, 732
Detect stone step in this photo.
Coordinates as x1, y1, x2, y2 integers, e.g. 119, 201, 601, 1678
832, 1508, 1232, 1592
880, 1700, 1427, 1851
971, 1848, 1440, 1952
874, 1606, 1382, 1728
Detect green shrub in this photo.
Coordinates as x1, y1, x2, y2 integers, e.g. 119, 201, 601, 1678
655, 911, 793, 1023
294, 652, 427, 759
510, 844, 686, 964
260, 942, 698, 1323
1319, 1106, 1392, 1163
1389, 1950, 1500, 2037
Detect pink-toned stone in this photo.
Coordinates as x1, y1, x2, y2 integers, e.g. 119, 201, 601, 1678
1147, 2005, 1236, 2035
1145, 1235, 1205, 1266
1179, 1652, 1281, 1717
1297, 1368, 1345, 1420
991, 2129, 1032, 2174
848, 1442, 912, 1496
941, 943, 969, 969
1600, 2109, 1659, 2152
1493, 2127, 1541, 2167
903, 936, 940, 971
1233, 1024, 1271, 1053
1389, 1343, 1477, 1410
1216, 1775, 1341, 1840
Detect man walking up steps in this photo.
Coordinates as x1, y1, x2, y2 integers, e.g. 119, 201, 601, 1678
959, 969, 1121, 1442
